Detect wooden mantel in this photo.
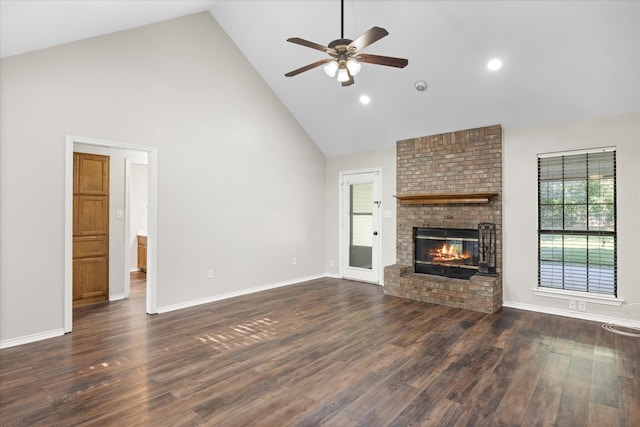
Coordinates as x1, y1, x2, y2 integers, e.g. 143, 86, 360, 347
394, 192, 498, 205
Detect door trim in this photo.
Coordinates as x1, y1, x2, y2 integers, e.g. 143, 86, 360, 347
339, 168, 382, 284
64, 135, 158, 333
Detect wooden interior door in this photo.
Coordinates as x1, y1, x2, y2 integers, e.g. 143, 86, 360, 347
73, 152, 109, 307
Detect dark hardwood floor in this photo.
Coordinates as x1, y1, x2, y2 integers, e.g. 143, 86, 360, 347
1, 274, 638, 426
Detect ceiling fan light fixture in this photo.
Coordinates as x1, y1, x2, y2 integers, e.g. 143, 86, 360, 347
337, 67, 350, 82
346, 58, 361, 76
324, 60, 339, 77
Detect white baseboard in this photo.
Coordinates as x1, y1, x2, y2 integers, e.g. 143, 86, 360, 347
156, 273, 328, 314
110, 293, 125, 301
503, 300, 640, 328
325, 272, 384, 285
0, 328, 65, 349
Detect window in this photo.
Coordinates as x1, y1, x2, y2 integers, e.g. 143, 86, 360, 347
350, 183, 373, 247
538, 148, 616, 296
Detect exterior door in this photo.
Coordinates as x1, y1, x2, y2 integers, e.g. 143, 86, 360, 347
341, 171, 381, 283
73, 152, 109, 306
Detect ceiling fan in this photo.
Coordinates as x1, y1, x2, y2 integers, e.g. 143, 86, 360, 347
284, 0, 408, 87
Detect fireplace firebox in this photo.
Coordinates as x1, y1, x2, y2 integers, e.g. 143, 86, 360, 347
414, 227, 479, 279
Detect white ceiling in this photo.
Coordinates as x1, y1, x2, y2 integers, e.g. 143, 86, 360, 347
2, 1, 639, 156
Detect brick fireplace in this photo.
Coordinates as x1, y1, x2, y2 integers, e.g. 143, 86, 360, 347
383, 125, 503, 313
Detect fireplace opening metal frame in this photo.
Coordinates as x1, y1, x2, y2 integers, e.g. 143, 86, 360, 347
414, 227, 479, 280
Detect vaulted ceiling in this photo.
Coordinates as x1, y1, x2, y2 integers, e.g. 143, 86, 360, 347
2, 1, 638, 156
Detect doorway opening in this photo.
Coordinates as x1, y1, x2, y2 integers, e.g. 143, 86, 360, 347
64, 135, 158, 333
125, 158, 148, 298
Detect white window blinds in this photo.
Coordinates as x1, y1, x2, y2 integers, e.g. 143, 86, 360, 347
538, 149, 617, 295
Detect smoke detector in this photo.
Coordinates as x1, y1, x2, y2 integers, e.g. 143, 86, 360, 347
415, 80, 427, 92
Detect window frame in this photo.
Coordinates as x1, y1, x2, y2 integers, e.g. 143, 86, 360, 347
537, 147, 618, 297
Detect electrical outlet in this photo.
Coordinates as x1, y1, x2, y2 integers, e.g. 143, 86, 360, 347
329, 260, 335, 267
569, 300, 577, 310
578, 301, 587, 312
207, 269, 214, 279
292, 257, 297, 265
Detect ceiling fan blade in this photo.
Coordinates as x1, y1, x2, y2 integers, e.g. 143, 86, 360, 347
356, 54, 408, 68
287, 38, 336, 55
285, 59, 333, 77
348, 26, 388, 52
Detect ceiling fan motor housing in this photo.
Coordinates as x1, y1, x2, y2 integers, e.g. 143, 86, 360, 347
328, 39, 353, 49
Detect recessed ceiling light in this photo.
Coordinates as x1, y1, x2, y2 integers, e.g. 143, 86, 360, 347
487, 58, 502, 71
360, 95, 370, 105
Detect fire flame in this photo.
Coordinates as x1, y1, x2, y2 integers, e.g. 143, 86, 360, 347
429, 243, 470, 263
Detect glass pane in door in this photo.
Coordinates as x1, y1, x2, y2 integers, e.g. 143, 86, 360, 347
350, 183, 373, 269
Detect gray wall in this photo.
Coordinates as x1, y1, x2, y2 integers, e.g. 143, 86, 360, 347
0, 12, 326, 345
325, 148, 397, 278
2, 10, 637, 347
326, 113, 640, 324
502, 113, 640, 322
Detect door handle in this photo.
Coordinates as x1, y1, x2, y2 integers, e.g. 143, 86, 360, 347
373, 231, 378, 236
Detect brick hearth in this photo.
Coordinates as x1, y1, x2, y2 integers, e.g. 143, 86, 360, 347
383, 125, 503, 313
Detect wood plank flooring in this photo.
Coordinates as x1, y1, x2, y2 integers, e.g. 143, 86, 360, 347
1, 274, 639, 426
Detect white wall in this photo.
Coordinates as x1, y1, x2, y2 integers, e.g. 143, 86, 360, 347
325, 147, 397, 280
503, 112, 640, 323
0, 12, 326, 346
